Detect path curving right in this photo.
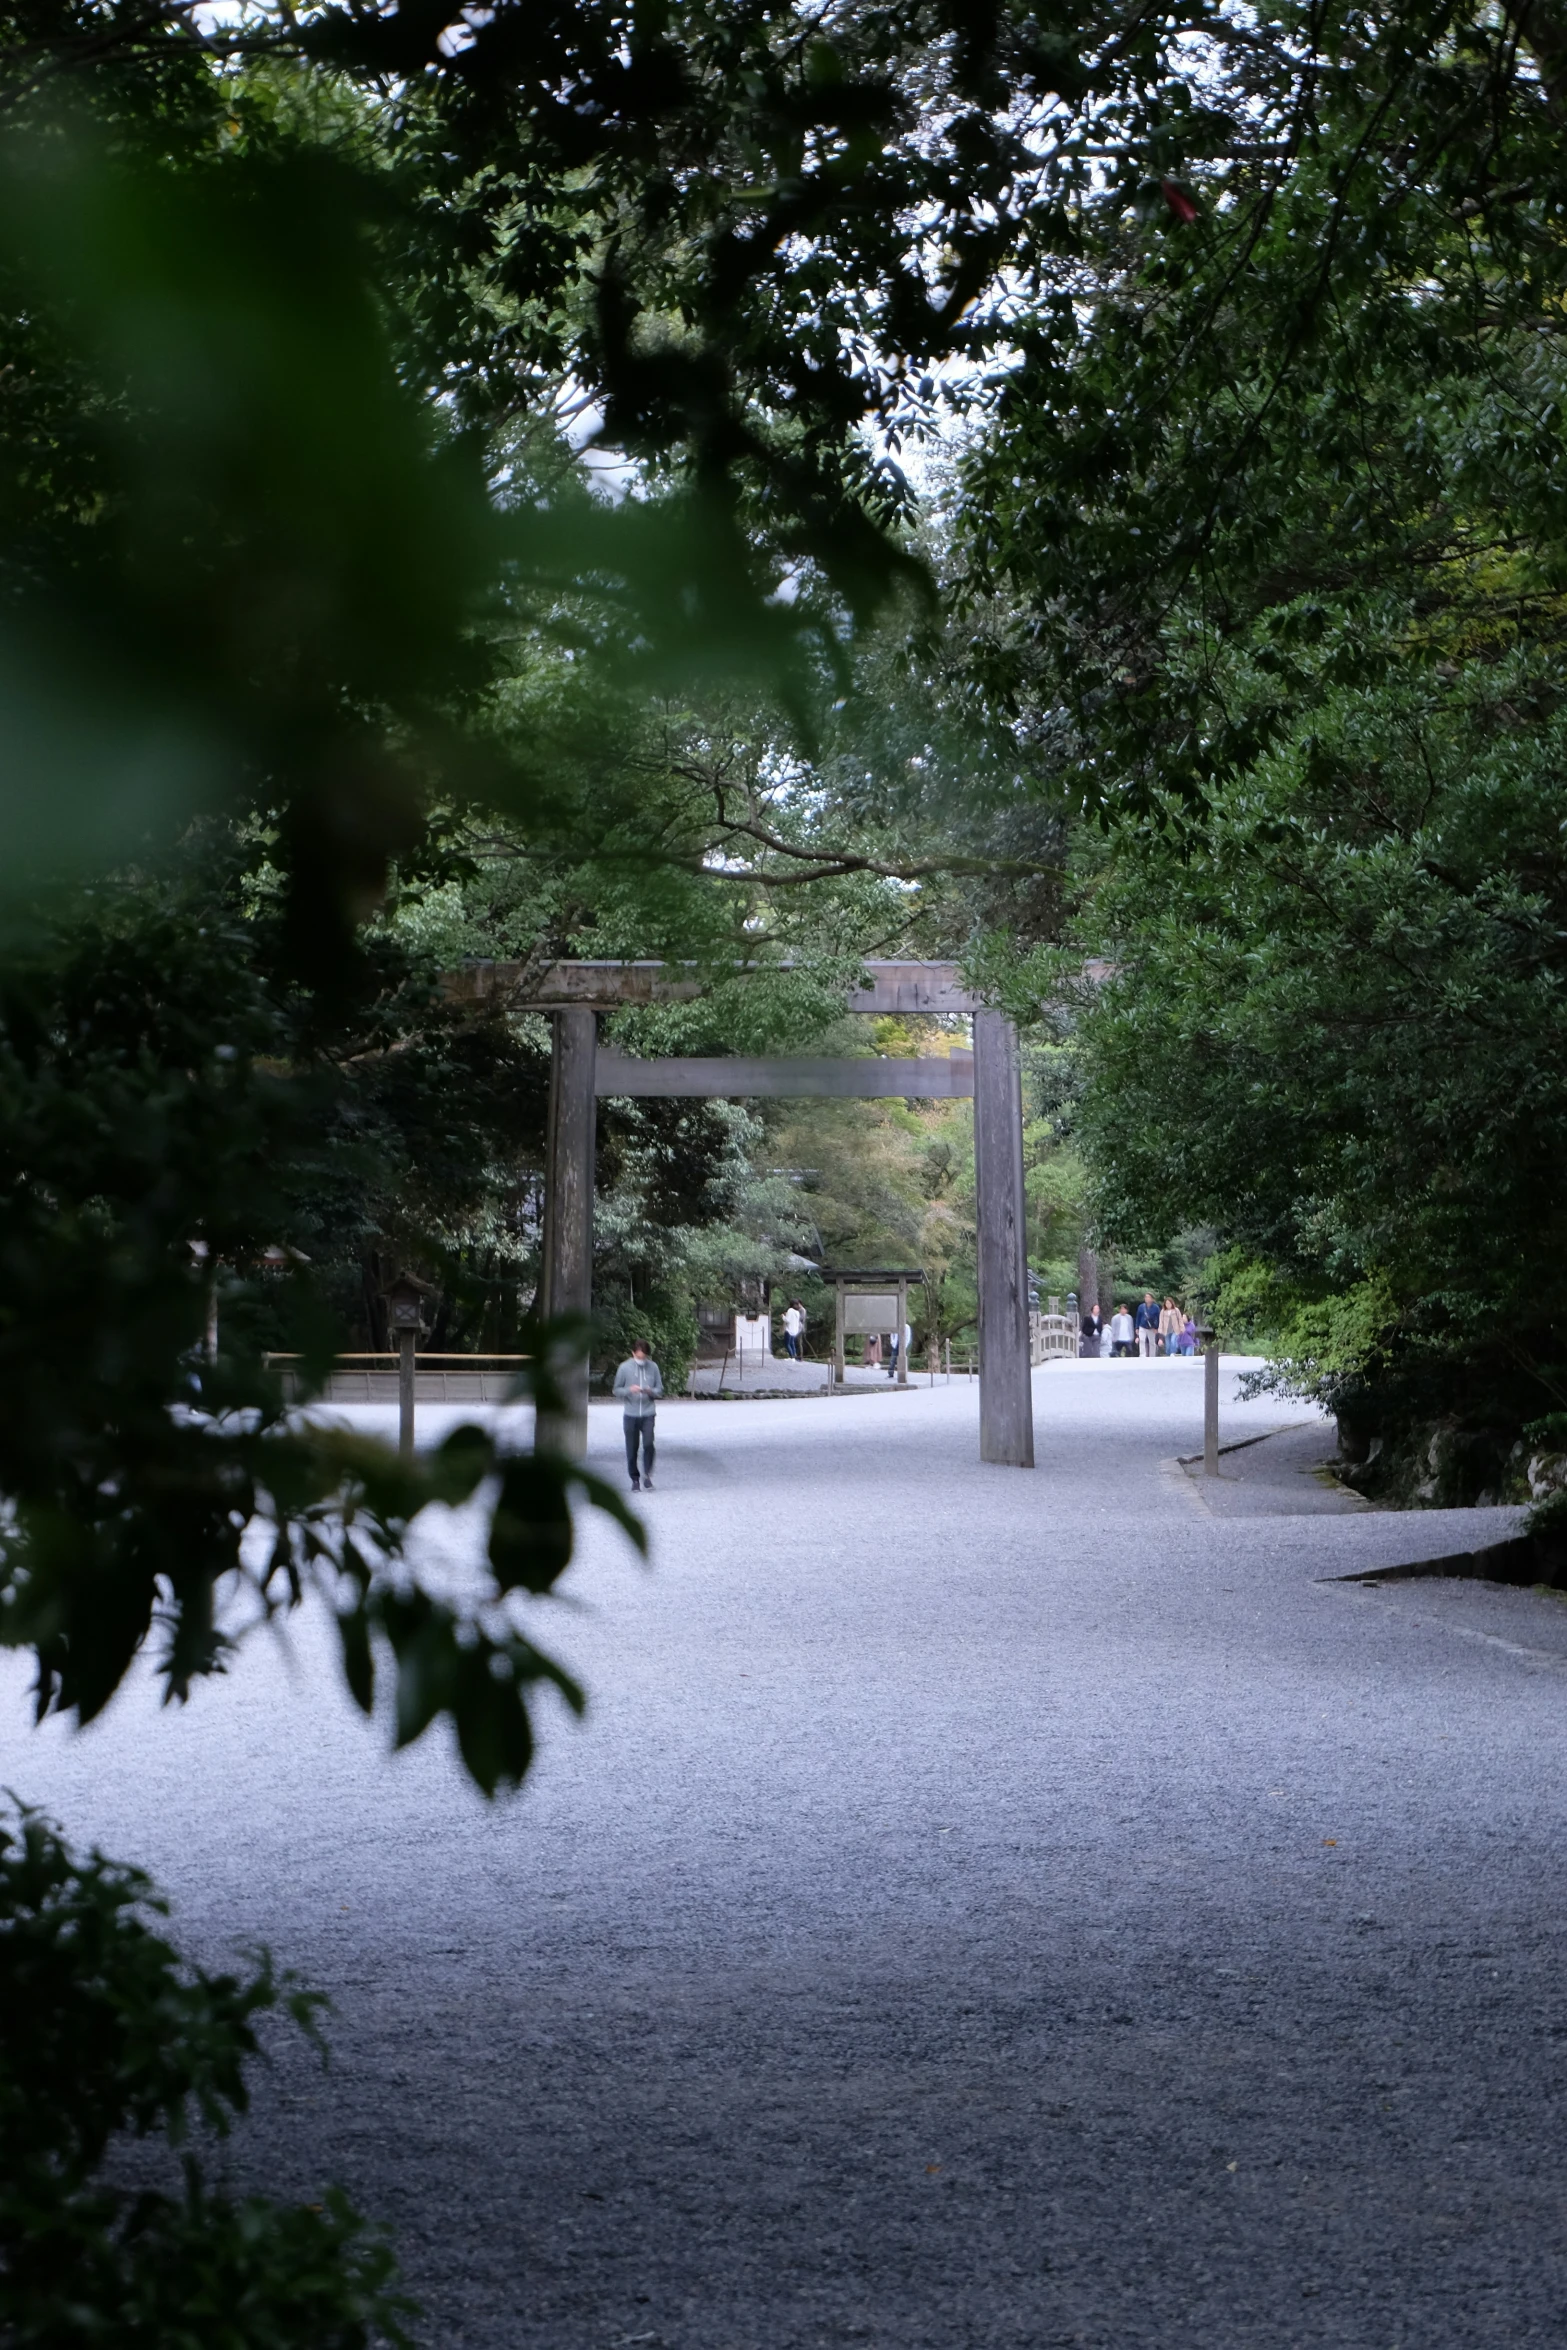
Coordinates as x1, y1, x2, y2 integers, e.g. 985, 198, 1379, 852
5, 1357, 1565, 2347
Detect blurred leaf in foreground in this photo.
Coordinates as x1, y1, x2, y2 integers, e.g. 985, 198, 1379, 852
0, 1798, 416, 2344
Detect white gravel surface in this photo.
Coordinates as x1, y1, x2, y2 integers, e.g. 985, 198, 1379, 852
686, 1356, 925, 1394
5, 1359, 1566, 2349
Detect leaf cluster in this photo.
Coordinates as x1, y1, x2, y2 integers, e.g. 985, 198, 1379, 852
0, 1799, 413, 2346
0, 845, 648, 1793
0, 0, 1142, 958
954, 0, 1567, 1441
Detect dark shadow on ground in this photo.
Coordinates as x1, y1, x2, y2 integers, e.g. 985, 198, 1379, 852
1179, 1422, 1373, 1517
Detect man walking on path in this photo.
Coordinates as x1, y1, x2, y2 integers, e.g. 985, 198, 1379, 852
612, 1340, 663, 1489
1135, 1292, 1160, 1358
782, 1300, 805, 1361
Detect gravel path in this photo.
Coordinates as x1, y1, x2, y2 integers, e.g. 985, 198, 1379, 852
6, 1359, 1566, 2349
1178, 1418, 1377, 1516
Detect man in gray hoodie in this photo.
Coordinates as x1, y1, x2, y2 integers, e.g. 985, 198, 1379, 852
612, 1340, 663, 1489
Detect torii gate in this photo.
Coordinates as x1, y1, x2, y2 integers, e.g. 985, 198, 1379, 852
447, 960, 1034, 1469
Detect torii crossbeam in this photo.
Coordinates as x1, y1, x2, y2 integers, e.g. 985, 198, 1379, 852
444, 961, 1034, 1469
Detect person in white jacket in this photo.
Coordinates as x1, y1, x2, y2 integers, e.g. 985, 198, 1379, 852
612, 1341, 663, 1489
1108, 1304, 1136, 1357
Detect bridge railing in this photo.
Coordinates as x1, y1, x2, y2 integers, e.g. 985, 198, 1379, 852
1030, 1313, 1077, 1365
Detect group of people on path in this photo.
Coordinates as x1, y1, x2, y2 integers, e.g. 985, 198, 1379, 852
614, 1284, 1197, 1494
859, 1321, 914, 1376
1079, 1292, 1199, 1359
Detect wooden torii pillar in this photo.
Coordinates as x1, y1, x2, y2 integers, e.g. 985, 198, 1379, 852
536, 1007, 597, 1456
446, 961, 1035, 1467
972, 1009, 1034, 1467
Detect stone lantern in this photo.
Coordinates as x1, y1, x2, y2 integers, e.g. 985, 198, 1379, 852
384, 1275, 429, 1461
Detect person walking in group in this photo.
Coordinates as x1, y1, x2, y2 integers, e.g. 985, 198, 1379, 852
887, 1319, 913, 1377
863, 1331, 882, 1369
1179, 1313, 1198, 1356
1157, 1296, 1184, 1357
612, 1339, 663, 1490
1079, 1301, 1103, 1358
1134, 1291, 1160, 1358
782, 1298, 806, 1361
1109, 1302, 1135, 1356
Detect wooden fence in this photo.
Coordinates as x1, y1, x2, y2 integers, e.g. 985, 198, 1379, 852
264, 1354, 530, 1404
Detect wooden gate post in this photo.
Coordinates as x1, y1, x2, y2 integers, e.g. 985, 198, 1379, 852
1204, 1332, 1221, 1475
834, 1276, 846, 1386
538, 1007, 596, 1458
895, 1273, 908, 1387
1077, 1245, 1099, 1333
397, 1328, 416, 1461
973, 1008, 1035, 1467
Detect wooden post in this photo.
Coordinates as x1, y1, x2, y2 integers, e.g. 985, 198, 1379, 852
398, 1327, 416, 1463
972, 1008, 1035, 1467
1204, 1334, 1220, 1476
1077, 1245, 1099, 1329
538, 1007, 596, 1458
895, 1274, 908, 1387
834, 1277, 846, 1387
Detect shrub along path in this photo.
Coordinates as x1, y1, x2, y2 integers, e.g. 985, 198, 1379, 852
4, 1363, 1564, 2349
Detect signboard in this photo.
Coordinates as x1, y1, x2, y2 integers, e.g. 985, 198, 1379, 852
843, 1293, 900, 1333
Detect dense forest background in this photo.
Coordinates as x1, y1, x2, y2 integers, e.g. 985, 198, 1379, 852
9, 0, 1567, 1728
10, 0, 1567, 2327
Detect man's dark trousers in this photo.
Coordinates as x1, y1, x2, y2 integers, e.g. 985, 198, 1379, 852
624, 1414, 655, 1484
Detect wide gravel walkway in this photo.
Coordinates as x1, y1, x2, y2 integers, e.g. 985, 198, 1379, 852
5, 1360, 1566, 2349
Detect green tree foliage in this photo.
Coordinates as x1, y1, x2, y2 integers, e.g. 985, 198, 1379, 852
0, 1800, 413, 2346
1074, 665, 1567, 1441
960, 0, 1567, 1461
0, 837, 646, 1793
0, 0, 1082, 1762
1022, 1038, 1090, 1297
0, 0, 1128, 929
